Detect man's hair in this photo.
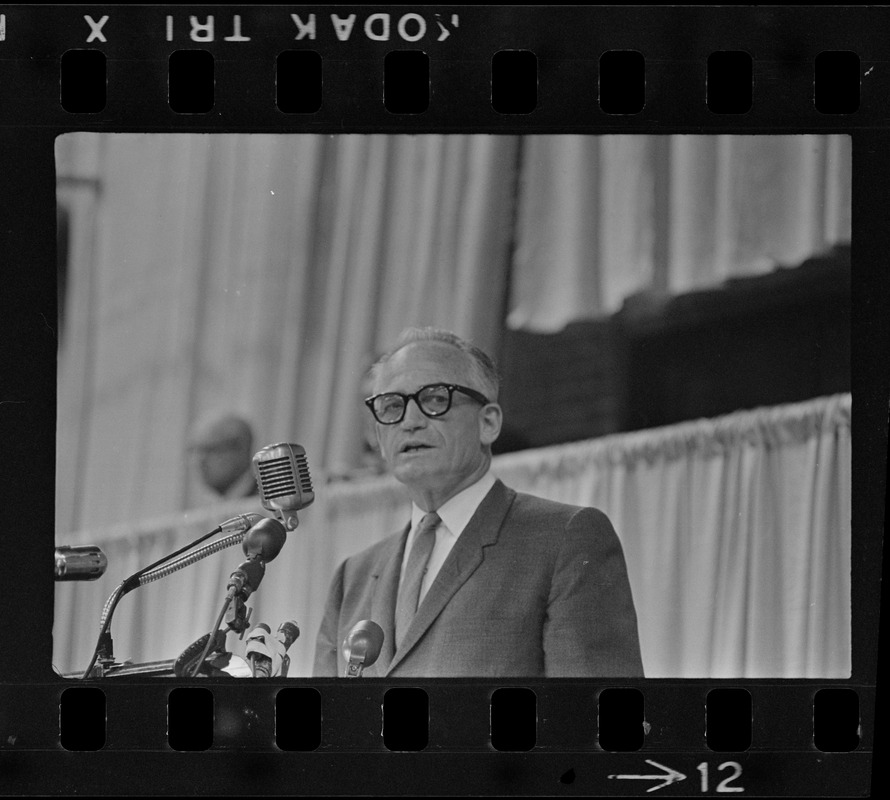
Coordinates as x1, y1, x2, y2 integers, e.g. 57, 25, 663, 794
189, 411, 254, 452
370, 327, 501, 401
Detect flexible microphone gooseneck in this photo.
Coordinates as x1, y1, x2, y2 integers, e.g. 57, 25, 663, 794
81, 513, 265, 680
83, 443, 315, 680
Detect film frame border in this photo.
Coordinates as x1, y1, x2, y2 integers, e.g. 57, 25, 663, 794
0, 4, 883, 796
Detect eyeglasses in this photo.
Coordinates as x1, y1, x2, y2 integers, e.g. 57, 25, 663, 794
364, 382, 490, 425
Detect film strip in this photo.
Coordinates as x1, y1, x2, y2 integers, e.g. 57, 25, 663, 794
0, 5, 883, 796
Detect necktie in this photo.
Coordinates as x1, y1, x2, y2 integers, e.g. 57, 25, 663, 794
394, 511, 441, 650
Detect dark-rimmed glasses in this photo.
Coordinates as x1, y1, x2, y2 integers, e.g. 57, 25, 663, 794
365, 383, 490, 425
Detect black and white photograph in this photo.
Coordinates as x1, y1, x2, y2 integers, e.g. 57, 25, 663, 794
52, 132, 853, 681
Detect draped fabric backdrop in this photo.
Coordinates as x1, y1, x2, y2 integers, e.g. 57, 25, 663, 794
509, 135, 851, 329
56, 134, 519, 532
54, 394, 851, 679
55, 133, 851, 534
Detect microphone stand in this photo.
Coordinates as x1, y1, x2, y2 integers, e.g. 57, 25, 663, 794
81, 515, 262, 679
188, 560, 260, 678
184, 518, 286, 678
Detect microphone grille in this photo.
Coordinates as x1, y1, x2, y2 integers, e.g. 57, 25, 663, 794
253, 443, 315, 504
294, 451, 314, 495
257, 456, 297, 499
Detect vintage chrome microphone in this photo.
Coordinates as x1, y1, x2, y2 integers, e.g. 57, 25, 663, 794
252, 443, 315, 531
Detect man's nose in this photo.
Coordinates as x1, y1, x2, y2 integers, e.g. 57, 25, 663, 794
399, 397, 428, 429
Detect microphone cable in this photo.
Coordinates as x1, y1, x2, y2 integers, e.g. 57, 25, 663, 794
190, 596, 234, 679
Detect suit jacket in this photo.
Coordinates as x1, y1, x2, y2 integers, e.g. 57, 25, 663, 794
313, 479, 644, 678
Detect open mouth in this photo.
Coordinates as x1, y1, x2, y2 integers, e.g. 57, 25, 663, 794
400, 443, 433, 454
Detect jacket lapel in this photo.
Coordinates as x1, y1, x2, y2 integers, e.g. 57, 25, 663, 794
384, 480, 516, 674
369, 524, 410, 674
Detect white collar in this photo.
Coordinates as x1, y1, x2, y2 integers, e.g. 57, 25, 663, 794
409, 470, 497, 539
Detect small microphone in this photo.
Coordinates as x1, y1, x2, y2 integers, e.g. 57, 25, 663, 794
252, 443, 315, 531
245, 620, 300, 677
342, 620, 384, 678
55, 545, 108, 581
226, 558, 266, 600
241, 517, 287, 563
225, 517, 287, 601
277, 620, 300, 651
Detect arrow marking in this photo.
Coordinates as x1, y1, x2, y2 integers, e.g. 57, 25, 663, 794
608, 759, 687, 793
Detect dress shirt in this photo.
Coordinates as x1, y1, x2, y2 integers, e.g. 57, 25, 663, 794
398, 470, 497, 604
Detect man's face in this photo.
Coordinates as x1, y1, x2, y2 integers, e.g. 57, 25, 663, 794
193, 432, 251, 495
372, 341, 501, 505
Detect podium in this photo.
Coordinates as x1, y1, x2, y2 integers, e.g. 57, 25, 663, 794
64, 651, 253, 679
63, 660, 176, 679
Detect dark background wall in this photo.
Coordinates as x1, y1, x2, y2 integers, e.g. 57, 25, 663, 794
495, 245, 851, 452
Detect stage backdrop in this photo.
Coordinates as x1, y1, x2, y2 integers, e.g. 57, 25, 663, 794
509, 135, 851, 330
54, 393, 851, 680
55, 134, 851, 535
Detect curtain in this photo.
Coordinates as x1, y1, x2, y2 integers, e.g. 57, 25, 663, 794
54, 394, 851, 680
55, 133, 851, 547
508, 134, 852, 330
494, 393, 851, 679
55, 133, 520, 533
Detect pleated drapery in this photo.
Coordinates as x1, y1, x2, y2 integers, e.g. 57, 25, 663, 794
56, 133, 851, 535
56, 134, 519, 533
492, 393, 852, 679
508, 134, 851, 330
54, 394, 851, 680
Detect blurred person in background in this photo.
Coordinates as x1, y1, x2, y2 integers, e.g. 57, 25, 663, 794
188, 412, 259, 500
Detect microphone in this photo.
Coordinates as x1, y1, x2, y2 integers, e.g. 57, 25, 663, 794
226, 558, 266, 600
186, 516, 288, 678
225, 517, 288, 601
81, 513, 270, 679
342, 620, 384, 678
245, 620, 300, 677
252, 443, 315, 531
241, 516, 287, 562
206, 513, 270, 597
55, 545, 107, 581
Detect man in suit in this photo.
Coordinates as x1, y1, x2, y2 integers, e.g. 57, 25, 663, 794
313, 328, 643, 678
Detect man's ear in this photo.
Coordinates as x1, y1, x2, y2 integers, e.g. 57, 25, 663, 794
479, 403, 503, 446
